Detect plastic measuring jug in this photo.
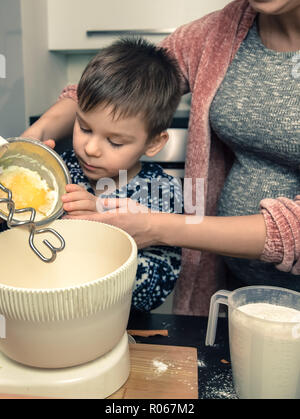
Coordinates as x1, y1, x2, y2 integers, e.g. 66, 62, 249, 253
206, 286, 300, 399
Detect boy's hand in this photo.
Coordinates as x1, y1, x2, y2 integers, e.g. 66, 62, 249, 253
61, 184, 98, 216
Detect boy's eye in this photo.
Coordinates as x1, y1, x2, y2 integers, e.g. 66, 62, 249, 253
80, 126, 92, 134
107, 137, 123, 148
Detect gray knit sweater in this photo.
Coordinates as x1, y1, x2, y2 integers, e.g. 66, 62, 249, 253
210, 19, 300, 290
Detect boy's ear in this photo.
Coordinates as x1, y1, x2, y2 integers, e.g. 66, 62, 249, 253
144, 131, 169, 157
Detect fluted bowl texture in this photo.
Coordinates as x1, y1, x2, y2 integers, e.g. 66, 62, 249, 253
0, 219, 137, 368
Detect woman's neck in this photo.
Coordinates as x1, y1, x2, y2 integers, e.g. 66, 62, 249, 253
258, 11, 300, 52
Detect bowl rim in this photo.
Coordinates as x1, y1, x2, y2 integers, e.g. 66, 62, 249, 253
0, 219, 138, 294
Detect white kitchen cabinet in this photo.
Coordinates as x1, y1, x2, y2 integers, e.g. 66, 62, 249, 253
47, 0, 232, 52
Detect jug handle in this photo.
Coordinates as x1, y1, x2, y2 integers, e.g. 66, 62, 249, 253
205, 290, 231, 346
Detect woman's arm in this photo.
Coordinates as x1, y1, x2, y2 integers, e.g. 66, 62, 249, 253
21, 98, 77, 142
153, 213, 266, 259
64, 199, 267, 259
63, 193, 300, 274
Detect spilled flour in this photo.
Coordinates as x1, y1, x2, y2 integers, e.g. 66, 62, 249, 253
153, 359, 168, 375
197, 359, 206, 368
201, 372, 237, 399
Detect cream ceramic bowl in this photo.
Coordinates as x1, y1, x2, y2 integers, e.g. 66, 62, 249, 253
0, 219, 137, 368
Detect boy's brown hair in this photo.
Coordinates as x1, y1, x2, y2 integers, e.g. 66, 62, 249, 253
77, 37, 182, 140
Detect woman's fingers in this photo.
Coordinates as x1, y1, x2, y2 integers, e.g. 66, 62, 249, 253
64, 184, 85, 193
99, 197, 150, 214
62, 194, 152, 217
43, 139, 55, 149
99, 197, 129, 210
62, 210, 99, 216
63, 205, 157, 248
61, 190, 92, 203
63, 198, 96, 213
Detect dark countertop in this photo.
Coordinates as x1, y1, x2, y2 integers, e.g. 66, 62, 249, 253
127, 310, 238, 399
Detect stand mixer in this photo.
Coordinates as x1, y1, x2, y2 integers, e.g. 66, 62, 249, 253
0, 138, 138, 398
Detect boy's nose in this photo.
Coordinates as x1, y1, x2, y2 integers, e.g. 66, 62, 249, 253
85, 137, 101, 157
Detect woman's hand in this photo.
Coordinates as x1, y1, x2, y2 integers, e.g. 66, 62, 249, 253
43, 139, 55, 149
21, 126, 44, 142
20, 126, 56, 150
63, 197, 160, 248
61, 184, 98, 216
20, 98, 77, 143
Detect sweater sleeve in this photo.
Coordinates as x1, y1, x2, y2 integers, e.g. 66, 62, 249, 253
159, 2, 251, 96
159, 11, 221, 95
260, 196, 300, 274
58, 84, 78, 102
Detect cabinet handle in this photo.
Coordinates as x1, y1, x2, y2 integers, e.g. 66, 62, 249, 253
86, 29, 175, 37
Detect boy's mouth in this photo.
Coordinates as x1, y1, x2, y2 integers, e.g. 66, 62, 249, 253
80, 158, 100, 172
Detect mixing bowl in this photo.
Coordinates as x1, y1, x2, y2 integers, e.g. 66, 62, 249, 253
0, 137, 71, 226
0, 219, 137, 368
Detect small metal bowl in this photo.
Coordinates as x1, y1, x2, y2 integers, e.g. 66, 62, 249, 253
0, 137, 71, 226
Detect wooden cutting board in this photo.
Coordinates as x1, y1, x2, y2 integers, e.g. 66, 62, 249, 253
0, 344, 198, 399
109, 343, 198, 399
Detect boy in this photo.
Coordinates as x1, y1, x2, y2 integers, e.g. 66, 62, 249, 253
59, 37, 183, 311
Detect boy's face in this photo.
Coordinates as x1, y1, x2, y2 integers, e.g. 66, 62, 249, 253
73, 104, 155, 184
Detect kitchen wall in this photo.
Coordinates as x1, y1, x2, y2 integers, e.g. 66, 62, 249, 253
0, 0, 26, 137
66, 54, 95, 85
0, 0, 67, 137
20, 0, 67, 125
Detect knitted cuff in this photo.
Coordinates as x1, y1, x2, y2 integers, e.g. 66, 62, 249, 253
260, 202, 283, 264
260, 196, 300, 274
58, 84, 78, 103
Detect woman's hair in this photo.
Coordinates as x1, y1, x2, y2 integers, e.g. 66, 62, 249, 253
77, 37, 182, 139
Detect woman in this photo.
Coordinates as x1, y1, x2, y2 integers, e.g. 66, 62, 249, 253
22, 0, 300, 315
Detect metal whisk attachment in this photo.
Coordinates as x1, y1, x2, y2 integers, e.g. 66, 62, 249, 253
0, 182, 65, 263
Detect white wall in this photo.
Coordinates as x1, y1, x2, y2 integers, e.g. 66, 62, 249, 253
66, 54, 95, 85
20, 0, 68, 125
0, 0, 69, 137
0, 0, 26, 137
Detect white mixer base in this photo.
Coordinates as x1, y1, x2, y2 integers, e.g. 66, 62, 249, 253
0, 332, 130, 399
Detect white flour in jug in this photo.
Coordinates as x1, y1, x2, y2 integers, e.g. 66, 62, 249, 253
230, 303, 300, 399
238, 303, 300, 322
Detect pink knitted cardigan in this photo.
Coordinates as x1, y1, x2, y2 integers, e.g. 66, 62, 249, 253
60, 0, 300, 315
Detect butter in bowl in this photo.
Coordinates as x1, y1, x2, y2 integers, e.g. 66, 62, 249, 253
0, 137, 71, 225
